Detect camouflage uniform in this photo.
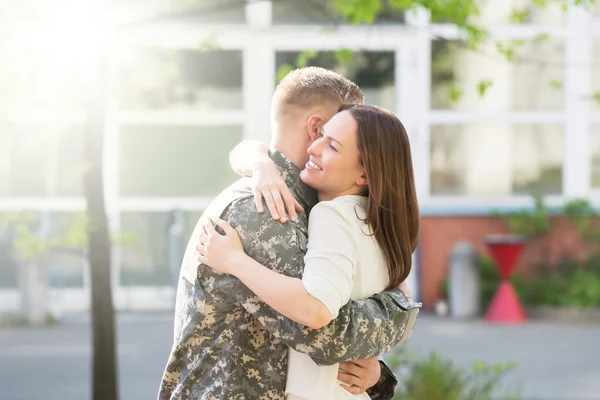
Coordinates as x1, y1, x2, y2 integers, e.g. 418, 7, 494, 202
158, 150, 421, 400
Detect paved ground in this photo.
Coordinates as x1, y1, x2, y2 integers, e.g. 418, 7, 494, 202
0, 313, 599, 400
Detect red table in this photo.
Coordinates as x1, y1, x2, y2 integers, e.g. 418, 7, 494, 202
484, 234, 528, 324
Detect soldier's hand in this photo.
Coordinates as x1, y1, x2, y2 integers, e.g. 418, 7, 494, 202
197, 218, 245, 275
338, 358, 381, 394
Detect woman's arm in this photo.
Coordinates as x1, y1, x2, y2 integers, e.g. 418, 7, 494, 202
197, 218, 333, 329
229, 140, 303, 222
229, 139, 271, 177
231, 252, 333, 329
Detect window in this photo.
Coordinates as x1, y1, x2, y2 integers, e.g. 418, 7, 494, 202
0, 215, 18, 289
45, 213, 86, 288
0, 212, 86, 289
591, 125, 600, 188
107, 0, 245, 24
510, 0, 565, 25
430, 124, 563, 196
272, 0, 403, 25
119, 125, 242, 197
0, 124, 84, 197
275, 51, 396, 111
593, 41, 600, 98
118, 49, 243, 111
119, 211, 204, 286
431, 39, 564, 110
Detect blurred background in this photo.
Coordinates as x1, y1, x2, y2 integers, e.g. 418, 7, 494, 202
1, 0, 600, 399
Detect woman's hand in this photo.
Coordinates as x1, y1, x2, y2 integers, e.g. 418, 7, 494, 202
252, 159, 304, 223
196, 218, 246, 275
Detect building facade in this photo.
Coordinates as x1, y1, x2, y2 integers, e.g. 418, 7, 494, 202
1, 0, 599, 311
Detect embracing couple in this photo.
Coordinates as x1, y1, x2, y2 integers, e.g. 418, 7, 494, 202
158, 67, 421, 400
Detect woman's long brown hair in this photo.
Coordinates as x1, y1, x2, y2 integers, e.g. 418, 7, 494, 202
341, 104, 420, 290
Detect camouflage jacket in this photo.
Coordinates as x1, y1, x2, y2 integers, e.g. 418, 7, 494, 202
158, 150, 421, 400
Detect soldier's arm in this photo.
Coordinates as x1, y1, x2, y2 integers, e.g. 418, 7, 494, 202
224, 199, 421, 367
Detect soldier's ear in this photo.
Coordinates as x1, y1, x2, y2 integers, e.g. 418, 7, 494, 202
306, 114, 324, 142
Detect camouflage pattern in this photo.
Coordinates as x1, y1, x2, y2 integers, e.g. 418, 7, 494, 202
158, 149, 421, 400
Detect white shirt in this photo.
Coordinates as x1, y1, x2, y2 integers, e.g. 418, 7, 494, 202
285, 195, 390, 400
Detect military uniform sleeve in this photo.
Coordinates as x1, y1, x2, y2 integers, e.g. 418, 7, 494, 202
366, 361, 398, 400
223, 198, 421, 367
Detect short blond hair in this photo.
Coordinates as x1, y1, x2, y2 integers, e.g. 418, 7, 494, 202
274, 67, 364, 113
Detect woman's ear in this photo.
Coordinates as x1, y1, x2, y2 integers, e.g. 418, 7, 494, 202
306, 114, 324, 142
356, 172, 368, 187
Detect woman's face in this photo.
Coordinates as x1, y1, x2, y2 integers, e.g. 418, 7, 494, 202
300, 110, 367, 201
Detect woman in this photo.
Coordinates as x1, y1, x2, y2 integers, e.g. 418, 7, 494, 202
196, 104, 419, 399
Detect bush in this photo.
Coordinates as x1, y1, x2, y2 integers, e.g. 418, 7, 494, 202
477, 256, 600, 309
387, 350, 521, 400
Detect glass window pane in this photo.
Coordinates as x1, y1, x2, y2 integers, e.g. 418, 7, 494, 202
511, 0, 565, 25
119, 125, 243, 197
108, 0, 245, 24
593, 42, 600, 96
0, 45, 86, 113
46, 213, 86, 288
0, 214, 18, 289
430, 124, 563, 196
591, 125, 600, 187
119, 211, 203, 286
431, 39, 564, 110
275, 51, 396, 111
0, 124, 84, 198
119, 49, 243, 111
0, 212, 86, 289
273, 1, 403, 24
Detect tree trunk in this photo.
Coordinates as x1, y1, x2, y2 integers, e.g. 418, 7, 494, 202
19, 261, 48, 325
84, 38, 118, 400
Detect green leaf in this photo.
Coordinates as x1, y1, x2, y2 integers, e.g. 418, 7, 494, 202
477, 80, 493, 97
592, 92, 600, 107
276, 64, 294, 83
296, 50, 318, 68
334, 49, 354, 65
549, 80, 563, 90
509, 9, 529, 24
447, 86, 464, 105
532, 0, 548, 7
495, 41, 523, 62
465, 24, 488, 50
533, 32, 551, 43
198, 34, 220, 52
334, 0, 382, 24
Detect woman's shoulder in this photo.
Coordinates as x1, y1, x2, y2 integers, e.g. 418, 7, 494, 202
310, 195, 367, 226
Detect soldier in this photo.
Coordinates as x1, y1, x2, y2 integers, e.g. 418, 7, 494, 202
158, 67, 420, 400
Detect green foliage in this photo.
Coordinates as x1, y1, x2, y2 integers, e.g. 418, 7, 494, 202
562, 198, 600, 245
447, 86, 464, 105
334, 0, 383, 24
197, 34, 220, 52
276, 63, 294, 83
477, 80, 493, 97
509, 8, 530, 24
391, 351, 521, 400
481, 195, 600, 308
493, 194, 552, 238
549, 80, 563, 90
296, 50, 318, 67
495, 40, 525, 62
592, 92, 600, 108
1, 211, 136, 263
334, 48, 354, 65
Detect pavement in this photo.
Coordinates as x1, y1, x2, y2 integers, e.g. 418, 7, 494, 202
0, 313, 599, 400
